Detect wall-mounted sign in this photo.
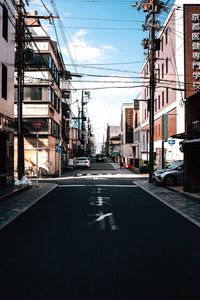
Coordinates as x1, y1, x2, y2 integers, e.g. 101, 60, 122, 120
168, 139, 175, 145
125, 108, 133, 143
32, 121, 44, 131
140, 130, 148, 152
184, 4, 200, 98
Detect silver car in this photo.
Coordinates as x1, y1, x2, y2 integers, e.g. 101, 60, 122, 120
153, 161, 184, 186
75, 157, 90, 168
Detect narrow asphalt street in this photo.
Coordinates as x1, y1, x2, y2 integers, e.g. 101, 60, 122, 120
1, 174, 200, 300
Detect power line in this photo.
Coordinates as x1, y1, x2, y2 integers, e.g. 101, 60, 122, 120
58, 16, 144, 23
43, 24, 143, 31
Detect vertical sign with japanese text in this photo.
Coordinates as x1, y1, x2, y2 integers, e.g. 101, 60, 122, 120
125, 108, 133, 143
184, 4, 200, 98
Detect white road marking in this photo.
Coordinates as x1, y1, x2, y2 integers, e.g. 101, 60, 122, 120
58, 184, 138, 188
89, 196, 111, 206
86, 212, 118, 231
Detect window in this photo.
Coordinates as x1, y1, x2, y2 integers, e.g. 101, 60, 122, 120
2, 4, 8, 41
162, 91, 165, 106
161, 63, 164, 79
157, 67, 160, 82
158, 95, 160, 110
166, 57, 168, 74
155, 98, 157, 112
161, 37, 163, 51
145, 108, 147, 120
166, 87, 169, 103
155, 125, 157, 138
51, 120, 60, 138
135, 113, 138, 128
2, 63, 7, 99
165, 28, 168, 45
24, 87, 42, 100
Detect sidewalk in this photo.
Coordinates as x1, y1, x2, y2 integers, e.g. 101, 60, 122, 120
0, 182, 57, 231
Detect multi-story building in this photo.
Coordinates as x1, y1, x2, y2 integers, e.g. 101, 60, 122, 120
140, 0, 200, 190
14, 15, 71, 176
180, 1, 200, 192
140, 0, 185, 168
0, 0, 15, 185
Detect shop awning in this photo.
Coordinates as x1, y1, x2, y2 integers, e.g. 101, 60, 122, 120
182, 138, 200, 145
171, 132, 187, 139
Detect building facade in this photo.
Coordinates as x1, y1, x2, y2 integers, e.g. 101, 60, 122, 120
0, 0, 15, 185
140, 0, 186, 168
14, 16, 71, 176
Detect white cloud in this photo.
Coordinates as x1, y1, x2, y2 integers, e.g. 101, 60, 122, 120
62, 29, 116, 64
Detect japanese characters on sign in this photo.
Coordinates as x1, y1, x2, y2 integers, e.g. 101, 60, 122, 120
184, 5, 200, 98
125, 108, 133, 143
192, 13, 200, 91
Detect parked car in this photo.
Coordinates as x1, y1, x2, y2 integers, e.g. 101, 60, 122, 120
153, 160, 184, 186
75, 157, 90, 168
96, 154, 106, 162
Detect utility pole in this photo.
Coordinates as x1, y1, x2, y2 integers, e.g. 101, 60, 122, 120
81, 91, 84, 155
81, 91, 90, 156
148, 0, 156, 183
133, 0, 165, 182
16, 0, 25, 180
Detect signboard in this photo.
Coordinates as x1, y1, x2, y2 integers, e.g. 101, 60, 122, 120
125, 108, 133, 143
168, 139, 175, 145
162, 114, 168, 142
184, 5, 200, 98
32, 121, 44, 131
140, 130, 148, 152
55, 144, 62, 153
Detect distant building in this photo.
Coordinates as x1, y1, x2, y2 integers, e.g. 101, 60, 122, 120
105, 124, 121, 161
0, 1, 15, 185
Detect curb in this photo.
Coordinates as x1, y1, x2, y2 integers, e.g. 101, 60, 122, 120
0, 185, 32, 202
166, 186, 200, 202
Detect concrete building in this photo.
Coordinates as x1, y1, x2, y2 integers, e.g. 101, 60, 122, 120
179, 1, 200, 192
14, 15, 71, 176
140, 0, 186, 168
0, 0, 15, 185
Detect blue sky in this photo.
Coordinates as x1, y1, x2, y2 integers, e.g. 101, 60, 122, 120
28, 0, 175, 151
